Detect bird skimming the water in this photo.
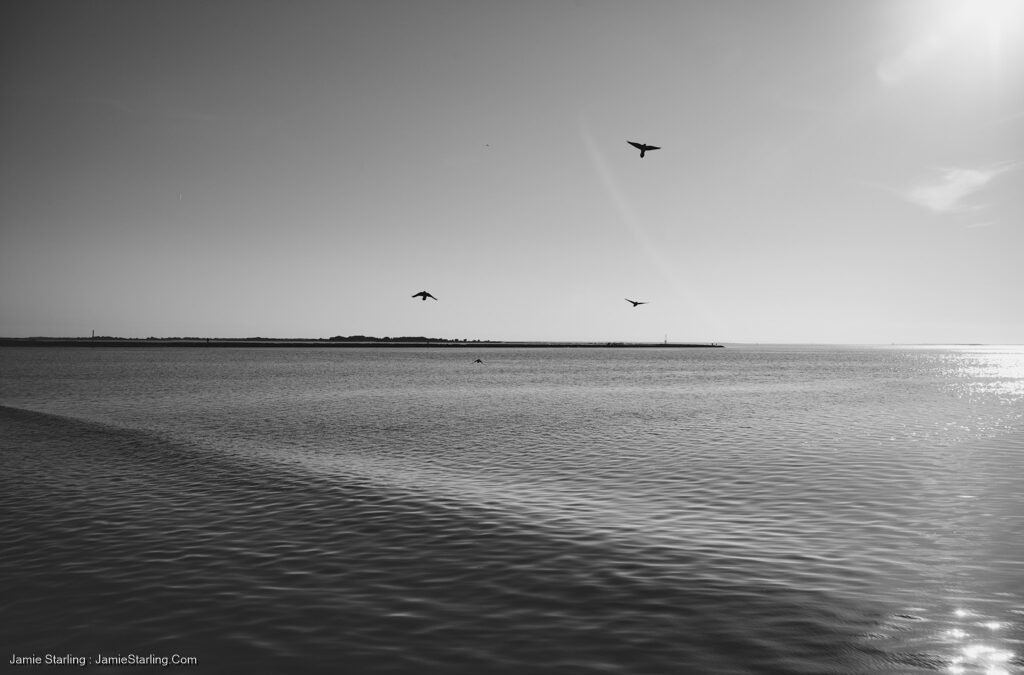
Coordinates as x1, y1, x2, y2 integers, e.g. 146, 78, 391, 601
625, 298, 648, 307
627, 141, 660, 158
412, 291, 438, 301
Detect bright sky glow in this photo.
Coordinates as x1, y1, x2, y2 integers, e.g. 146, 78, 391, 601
1, 0, 1022, 343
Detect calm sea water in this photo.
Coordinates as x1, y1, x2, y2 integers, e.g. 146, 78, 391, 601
2, 345, 1022, 674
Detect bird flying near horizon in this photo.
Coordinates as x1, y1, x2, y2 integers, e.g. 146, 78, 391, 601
412, 291, 438, 301
625, 298, 648, 307
627, 141, 660, 158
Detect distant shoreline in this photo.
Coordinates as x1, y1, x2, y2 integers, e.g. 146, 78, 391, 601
0, 338, 723, 349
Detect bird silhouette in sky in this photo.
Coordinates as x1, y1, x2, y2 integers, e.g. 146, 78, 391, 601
625, 298, 648, 307
627, 141, 660, 158
412, 291, 438, 301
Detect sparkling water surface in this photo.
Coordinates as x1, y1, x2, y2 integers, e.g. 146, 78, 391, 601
2, 345, 1022, 673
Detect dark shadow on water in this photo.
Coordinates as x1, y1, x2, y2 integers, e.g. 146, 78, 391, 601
1, 405, 887, 674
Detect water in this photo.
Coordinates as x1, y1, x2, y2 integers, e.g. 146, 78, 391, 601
2, 345, 1022, 674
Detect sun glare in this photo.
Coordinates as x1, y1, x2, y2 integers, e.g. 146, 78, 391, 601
880, 0, 1024, 86
946, 0, 1023, 27
943, 0, 1024, 60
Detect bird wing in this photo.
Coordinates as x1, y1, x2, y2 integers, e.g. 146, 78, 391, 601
628, 141, 661, 152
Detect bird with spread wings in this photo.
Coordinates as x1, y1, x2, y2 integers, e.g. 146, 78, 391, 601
627, 141, 660, 158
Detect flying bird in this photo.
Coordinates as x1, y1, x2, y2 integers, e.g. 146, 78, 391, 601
412, 291, 438, 301
625, 298, 648, 307
627, 141, 660, 158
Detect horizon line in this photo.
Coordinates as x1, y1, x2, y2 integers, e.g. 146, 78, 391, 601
0, 336, 1018, 348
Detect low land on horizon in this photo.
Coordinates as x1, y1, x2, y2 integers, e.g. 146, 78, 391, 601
0, 336, 723, 349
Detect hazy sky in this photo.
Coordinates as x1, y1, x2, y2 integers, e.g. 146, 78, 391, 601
2, 0, 1022, 343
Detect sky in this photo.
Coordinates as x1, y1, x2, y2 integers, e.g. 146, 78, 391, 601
2, 0, 1022, 344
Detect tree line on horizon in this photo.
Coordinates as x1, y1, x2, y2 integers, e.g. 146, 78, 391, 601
328, 335, 471, 343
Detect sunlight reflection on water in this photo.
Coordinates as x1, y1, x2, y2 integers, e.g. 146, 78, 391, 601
940, 347, 1024, 403
943, 607, 1016, 675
